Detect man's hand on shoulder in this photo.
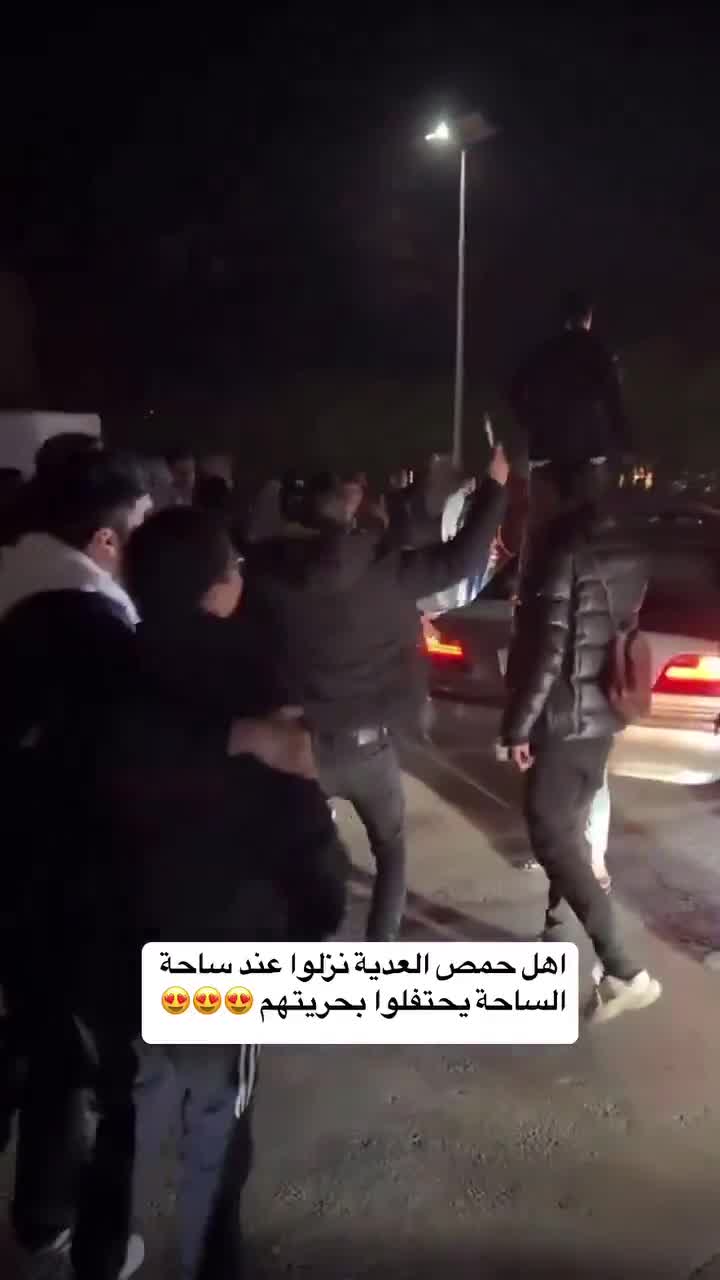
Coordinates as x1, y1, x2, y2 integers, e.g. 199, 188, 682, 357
228, 709, 318, 780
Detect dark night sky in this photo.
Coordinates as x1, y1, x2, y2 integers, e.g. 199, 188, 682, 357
0, 5, 719, 435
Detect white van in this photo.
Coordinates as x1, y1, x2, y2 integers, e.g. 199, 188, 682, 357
0, 411, 102, 477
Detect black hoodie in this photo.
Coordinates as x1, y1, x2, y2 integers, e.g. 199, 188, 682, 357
35, 609, 349, 1035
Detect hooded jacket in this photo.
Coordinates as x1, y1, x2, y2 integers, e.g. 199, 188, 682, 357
245, 476, 506, 734
19, 608, 349, 1038
501, 510, 647, 746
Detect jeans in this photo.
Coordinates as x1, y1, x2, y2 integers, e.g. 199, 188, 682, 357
315, 736, 406, 940
525, 737, 636, 980
71, 1037, 252, 1280
130, 1044, 252, 1280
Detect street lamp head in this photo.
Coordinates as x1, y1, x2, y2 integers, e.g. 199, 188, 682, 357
424, 112, 497, 149
425, 120, 452, 144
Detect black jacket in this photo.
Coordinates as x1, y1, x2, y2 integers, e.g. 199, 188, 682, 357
34, 609, 348, 1035
501, 512, 647, 747
509, 329, 630, 465
244, 477, 506, 734
0, 587, 139, 1013
0, 590, 136, 760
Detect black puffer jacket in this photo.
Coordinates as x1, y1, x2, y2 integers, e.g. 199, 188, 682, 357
501, 512, 647, 746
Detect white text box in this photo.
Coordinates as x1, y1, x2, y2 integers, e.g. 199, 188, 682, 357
142, 943, 579, 1045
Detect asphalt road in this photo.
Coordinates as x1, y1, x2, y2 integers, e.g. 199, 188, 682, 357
4, 698, 720, 1279
407, 698, 720, 964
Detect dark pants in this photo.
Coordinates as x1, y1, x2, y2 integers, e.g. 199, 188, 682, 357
2, 969, 92, 1252
315, 735, 406, 940
71, 1038, 252, 1280
525, 736, 636, 980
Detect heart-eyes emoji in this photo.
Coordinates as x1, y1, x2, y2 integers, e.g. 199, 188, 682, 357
225, 987, 253, 1014
162, 987, 189, 1014
193, 987, 222, 1014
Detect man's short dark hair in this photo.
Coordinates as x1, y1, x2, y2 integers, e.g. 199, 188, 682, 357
125, 507, 235, 618
0, 467, 23, 495
194, 472, 232, 516
35, 432, 101, 475
36, 452, 147, 550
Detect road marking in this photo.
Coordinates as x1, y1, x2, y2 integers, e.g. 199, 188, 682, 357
408, 739, 513, 811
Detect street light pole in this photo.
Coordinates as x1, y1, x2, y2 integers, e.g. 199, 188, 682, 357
425, 113, 496, 470
453, 147, 467, 470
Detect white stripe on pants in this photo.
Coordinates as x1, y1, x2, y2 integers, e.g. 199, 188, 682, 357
131, 1043, 244, 1279
585, 769, 610, 877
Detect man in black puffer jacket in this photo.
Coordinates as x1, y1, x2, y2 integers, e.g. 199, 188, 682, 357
501, 461, 662, 1026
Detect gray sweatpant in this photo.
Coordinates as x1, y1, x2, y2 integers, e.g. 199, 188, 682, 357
131, 1043, 252, 1279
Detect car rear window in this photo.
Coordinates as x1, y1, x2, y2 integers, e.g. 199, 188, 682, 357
641, 538, 720, 634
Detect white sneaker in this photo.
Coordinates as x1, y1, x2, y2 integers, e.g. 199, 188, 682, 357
24, 1231, 145, 1280
119, 1234, 145, 1279
585, 970, 662, 1025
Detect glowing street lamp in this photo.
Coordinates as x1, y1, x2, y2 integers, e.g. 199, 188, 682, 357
425, 121, 452, 143
425, 111, 497, 468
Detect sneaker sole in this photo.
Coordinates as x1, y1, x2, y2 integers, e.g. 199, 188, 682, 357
120, 1236, 145, 1280
587, 978, 662, 1026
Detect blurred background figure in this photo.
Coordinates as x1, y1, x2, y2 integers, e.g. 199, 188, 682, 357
383, 468, 414, 547
194, 473, 233, 519
140, 457, 176, 512
246, 477, 283, 544
340, 473, 366, 529
246, 471, 308, 544
199, 454, 233, 487
388, 468, 412, 493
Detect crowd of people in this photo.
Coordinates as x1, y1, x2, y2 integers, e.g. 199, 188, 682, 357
0, 291, 661, 1277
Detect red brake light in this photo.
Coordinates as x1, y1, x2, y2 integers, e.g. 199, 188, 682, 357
424, 633, 465, 661
653, 653, 720, 697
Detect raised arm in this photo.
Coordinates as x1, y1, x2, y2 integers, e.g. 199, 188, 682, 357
397, 447, 508, 601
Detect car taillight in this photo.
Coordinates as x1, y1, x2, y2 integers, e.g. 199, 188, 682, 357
424, 633, 465, 661
653, 653, 720, 697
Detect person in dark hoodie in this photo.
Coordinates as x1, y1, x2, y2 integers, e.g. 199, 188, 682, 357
244, 444, 508, 941
54, 507, 348, 1280
0, 450, 151, 1277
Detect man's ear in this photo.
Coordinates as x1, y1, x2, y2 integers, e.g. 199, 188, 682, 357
87, 525, 120, 564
